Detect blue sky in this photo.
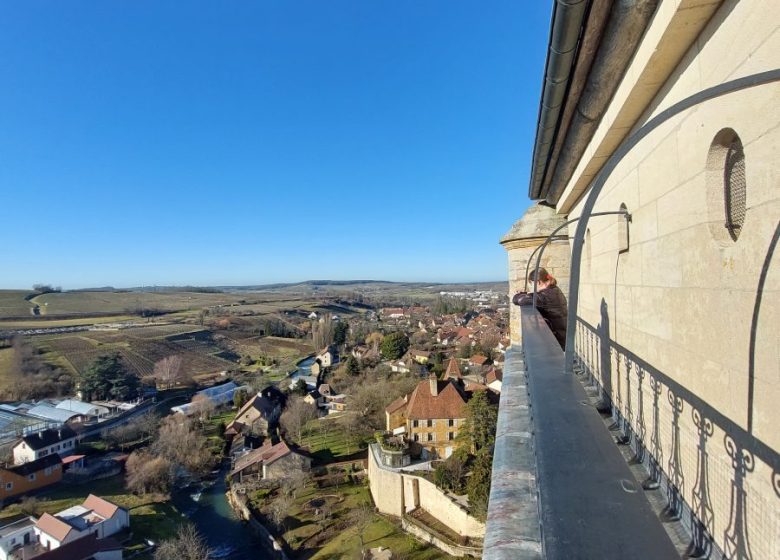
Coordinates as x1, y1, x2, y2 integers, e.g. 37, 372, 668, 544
0, 1, 548, 289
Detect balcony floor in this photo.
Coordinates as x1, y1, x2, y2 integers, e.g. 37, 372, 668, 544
486, 307, 681, 559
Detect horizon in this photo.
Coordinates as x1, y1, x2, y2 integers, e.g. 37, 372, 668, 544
1, 277, 509, 292
0, 1, 547, 288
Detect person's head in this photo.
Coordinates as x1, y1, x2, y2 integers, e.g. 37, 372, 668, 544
528, 268, 556, 291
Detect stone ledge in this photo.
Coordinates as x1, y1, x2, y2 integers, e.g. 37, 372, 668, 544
483, 345, 542, 560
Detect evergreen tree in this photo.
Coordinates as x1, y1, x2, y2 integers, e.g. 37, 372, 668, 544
459, 390, 497, 452
345, 355, 361, 376
380, 332, 410, 360
79, 353, 139, 401
333, 321, 349, 346
467, 447, 493, 521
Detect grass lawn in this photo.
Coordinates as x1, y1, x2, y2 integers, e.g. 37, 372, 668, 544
0, 475, 185, 557
0, 476, 158, 520
270, 482, 454, 560
298, 416, 372, 464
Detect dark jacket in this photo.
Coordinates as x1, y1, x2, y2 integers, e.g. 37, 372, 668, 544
512, 285, 568, 350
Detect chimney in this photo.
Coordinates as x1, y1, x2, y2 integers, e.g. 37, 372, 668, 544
429, 375, 438, 397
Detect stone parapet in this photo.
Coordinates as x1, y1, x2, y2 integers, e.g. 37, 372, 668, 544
483, 346, 542, 560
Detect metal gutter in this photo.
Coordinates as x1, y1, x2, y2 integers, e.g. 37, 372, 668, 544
528, 0, 589, 201
529, 0, 660, 204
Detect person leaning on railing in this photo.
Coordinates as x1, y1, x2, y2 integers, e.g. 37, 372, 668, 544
512, 267, 568, 350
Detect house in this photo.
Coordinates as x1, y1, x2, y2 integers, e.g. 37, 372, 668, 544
321, 393, 347, 415
390, 358, 411, 374
13, 428, 78, 465
34, 495, 128, 551
486, 368, 503, 393
386, 377, 468, 460
230, 440, 311, 482
315, 346, 337, 368
380, 308, 406, 319
303, 390, 322, 407
318, 384, 333, 397
0, 455, 63, 504
468, 355, 489, 368
0, 516, 36, 560
442, 358, 463, 381
436, 331, 457, 346
54, 400, 110, 421
30, 533, 122, 560
225, 387, 284, 437
384, 395, 408, 436
170, 381, 243, 416
409, 349, 430, 364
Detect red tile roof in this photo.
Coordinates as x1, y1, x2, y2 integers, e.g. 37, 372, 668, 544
385, 395, 408, 414
443, 358, 462, 380
405, 379, 467, 420
469, 355, 489, 366
83, 494, 122, 519
35, 513, 73, 542
231, 440, 296, 476
486, 368, 503, 384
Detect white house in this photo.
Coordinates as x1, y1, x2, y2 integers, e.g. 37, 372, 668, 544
34, 494, 129, 551
0, 517, 36, 560
13, 428, 78, 465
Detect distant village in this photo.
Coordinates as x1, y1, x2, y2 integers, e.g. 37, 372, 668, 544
0, 290, 508, 559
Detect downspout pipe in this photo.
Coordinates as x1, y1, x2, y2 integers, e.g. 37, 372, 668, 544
563, 69, 780, 374
529, 0, 589, 200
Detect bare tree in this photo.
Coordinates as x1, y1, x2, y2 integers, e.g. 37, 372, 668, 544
281, 468, 310, 499
352, 503, 374, 558
270, 493, 293, 532
190, 394, 217, 422
152, 415, 214, 477
280, 397, 317, 443
126, 450, 173, 495
312, 314, 334, 351
154, 523, 212, 560
153, 355, 184, 390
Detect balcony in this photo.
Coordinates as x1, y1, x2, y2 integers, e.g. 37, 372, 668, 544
483, 306, 680, 559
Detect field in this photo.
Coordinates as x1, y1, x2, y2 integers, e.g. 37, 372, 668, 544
33, 328, 237, 379
0, 290, 34, 317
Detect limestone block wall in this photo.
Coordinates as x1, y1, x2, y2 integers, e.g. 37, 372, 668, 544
368, 444, 485, 538
564, 1, 780, 557
502, 204, 571, 344
368, 444, 403, 518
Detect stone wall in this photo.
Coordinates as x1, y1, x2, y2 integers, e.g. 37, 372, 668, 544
368, 444, 485, 539
559, 1, 779, 557
501, 204, 571, 344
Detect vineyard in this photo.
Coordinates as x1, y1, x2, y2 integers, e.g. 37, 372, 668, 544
34, 328, 237, 380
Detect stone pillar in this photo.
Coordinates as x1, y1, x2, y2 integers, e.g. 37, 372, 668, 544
500, 204, 571, 345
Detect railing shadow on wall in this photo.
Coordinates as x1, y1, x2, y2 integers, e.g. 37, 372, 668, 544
574, 314, 779, 560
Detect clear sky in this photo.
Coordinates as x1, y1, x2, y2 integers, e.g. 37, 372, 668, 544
0, 1, 549, 289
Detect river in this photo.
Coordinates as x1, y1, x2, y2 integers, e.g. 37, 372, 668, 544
170, 468, 264, 559
286, 355, 316, 385
165, 355, 317, 558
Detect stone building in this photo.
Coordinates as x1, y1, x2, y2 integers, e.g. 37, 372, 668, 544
385, 377, 467, 460
488, 1, 780, 559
